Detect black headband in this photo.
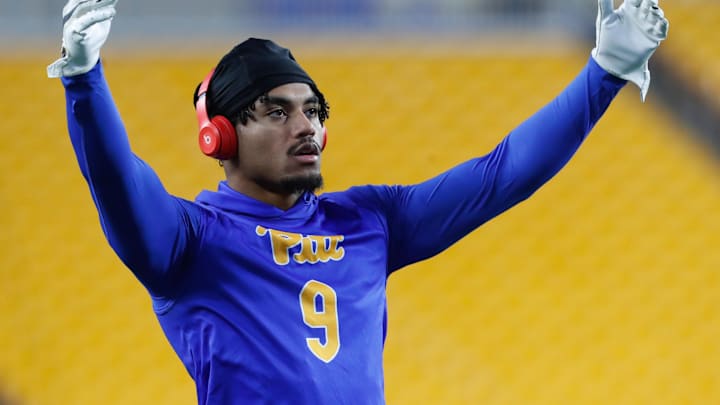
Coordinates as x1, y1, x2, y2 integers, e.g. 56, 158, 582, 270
195, 38, 325, 120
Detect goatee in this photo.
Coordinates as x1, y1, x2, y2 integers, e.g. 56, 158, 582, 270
259, 174, 324, 195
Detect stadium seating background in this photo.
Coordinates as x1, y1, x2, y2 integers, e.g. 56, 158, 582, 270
2, 1, 719, 404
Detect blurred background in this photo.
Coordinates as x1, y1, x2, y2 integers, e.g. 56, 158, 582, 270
2, 0, 720, 404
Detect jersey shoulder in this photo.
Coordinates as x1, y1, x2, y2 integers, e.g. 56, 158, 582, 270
319, 184, 399, 211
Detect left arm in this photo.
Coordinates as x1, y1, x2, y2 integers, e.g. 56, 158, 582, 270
380, 58, 625, 270
375, 0, 669, 271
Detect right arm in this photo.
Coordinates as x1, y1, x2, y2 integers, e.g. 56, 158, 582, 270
62, 61, 199, 296
51, 0, 199, 296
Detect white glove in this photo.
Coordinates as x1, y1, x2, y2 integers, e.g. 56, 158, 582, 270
591, 0, 669, 101
47, 0, 117, 78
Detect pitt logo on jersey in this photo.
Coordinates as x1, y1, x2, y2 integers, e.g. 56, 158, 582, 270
255, 225, 345, 266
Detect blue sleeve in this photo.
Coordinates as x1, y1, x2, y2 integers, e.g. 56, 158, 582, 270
350, 58, 627, 272
61, 62, 200, 296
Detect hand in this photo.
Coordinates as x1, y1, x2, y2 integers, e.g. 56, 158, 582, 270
47, 0, 118, 78
591, 0, 669, 101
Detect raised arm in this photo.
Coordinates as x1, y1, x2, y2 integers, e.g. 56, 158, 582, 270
49, 0, 199, 296
373, 0, 669, 271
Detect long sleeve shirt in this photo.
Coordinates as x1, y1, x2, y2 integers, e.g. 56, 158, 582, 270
61, 57, 625, 404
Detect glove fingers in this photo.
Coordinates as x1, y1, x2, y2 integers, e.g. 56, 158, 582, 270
71, 7, 116, 33
651, 18, 669, 41
645, 5, 664, 24
632, 0, 652, 20
642, 1, 668, 41
598, 0, 615, 20
651, 7, 664, 19
62, 0, 92, 20
642, 0, 655, 12
93, 0, 119, 10
621, 0, 643, 20
69, 0, 117, 22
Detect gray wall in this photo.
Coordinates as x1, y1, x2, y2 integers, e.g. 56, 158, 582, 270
1, 0, 598, 48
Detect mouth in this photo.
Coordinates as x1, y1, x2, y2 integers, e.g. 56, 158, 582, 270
290, 141, 320, 156
289, 141, 321, 164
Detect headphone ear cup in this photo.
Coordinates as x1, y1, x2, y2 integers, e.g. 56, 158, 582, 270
320, 126, 328, 151
211, 115, 238, 160
198, 115, 237, 160
195, 68, 239, 160
198, 123, 222, 158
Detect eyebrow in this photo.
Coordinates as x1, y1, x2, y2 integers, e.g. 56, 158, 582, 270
261, 95, 319, 109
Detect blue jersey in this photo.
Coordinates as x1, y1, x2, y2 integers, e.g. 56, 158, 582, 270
61, 58, 625, 404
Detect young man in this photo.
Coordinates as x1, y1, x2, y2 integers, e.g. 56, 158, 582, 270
48, 0, 667, 403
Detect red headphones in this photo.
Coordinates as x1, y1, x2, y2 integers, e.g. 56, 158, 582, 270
195, 69, 238, 160
195, 69, 328, 160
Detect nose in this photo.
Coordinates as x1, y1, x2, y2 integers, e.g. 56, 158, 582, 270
290, 111, 316, 140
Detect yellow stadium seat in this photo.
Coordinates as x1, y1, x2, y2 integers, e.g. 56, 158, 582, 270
2, 46, 720, 405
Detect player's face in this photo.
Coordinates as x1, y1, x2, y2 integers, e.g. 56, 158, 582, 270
234, 83, 324, 195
